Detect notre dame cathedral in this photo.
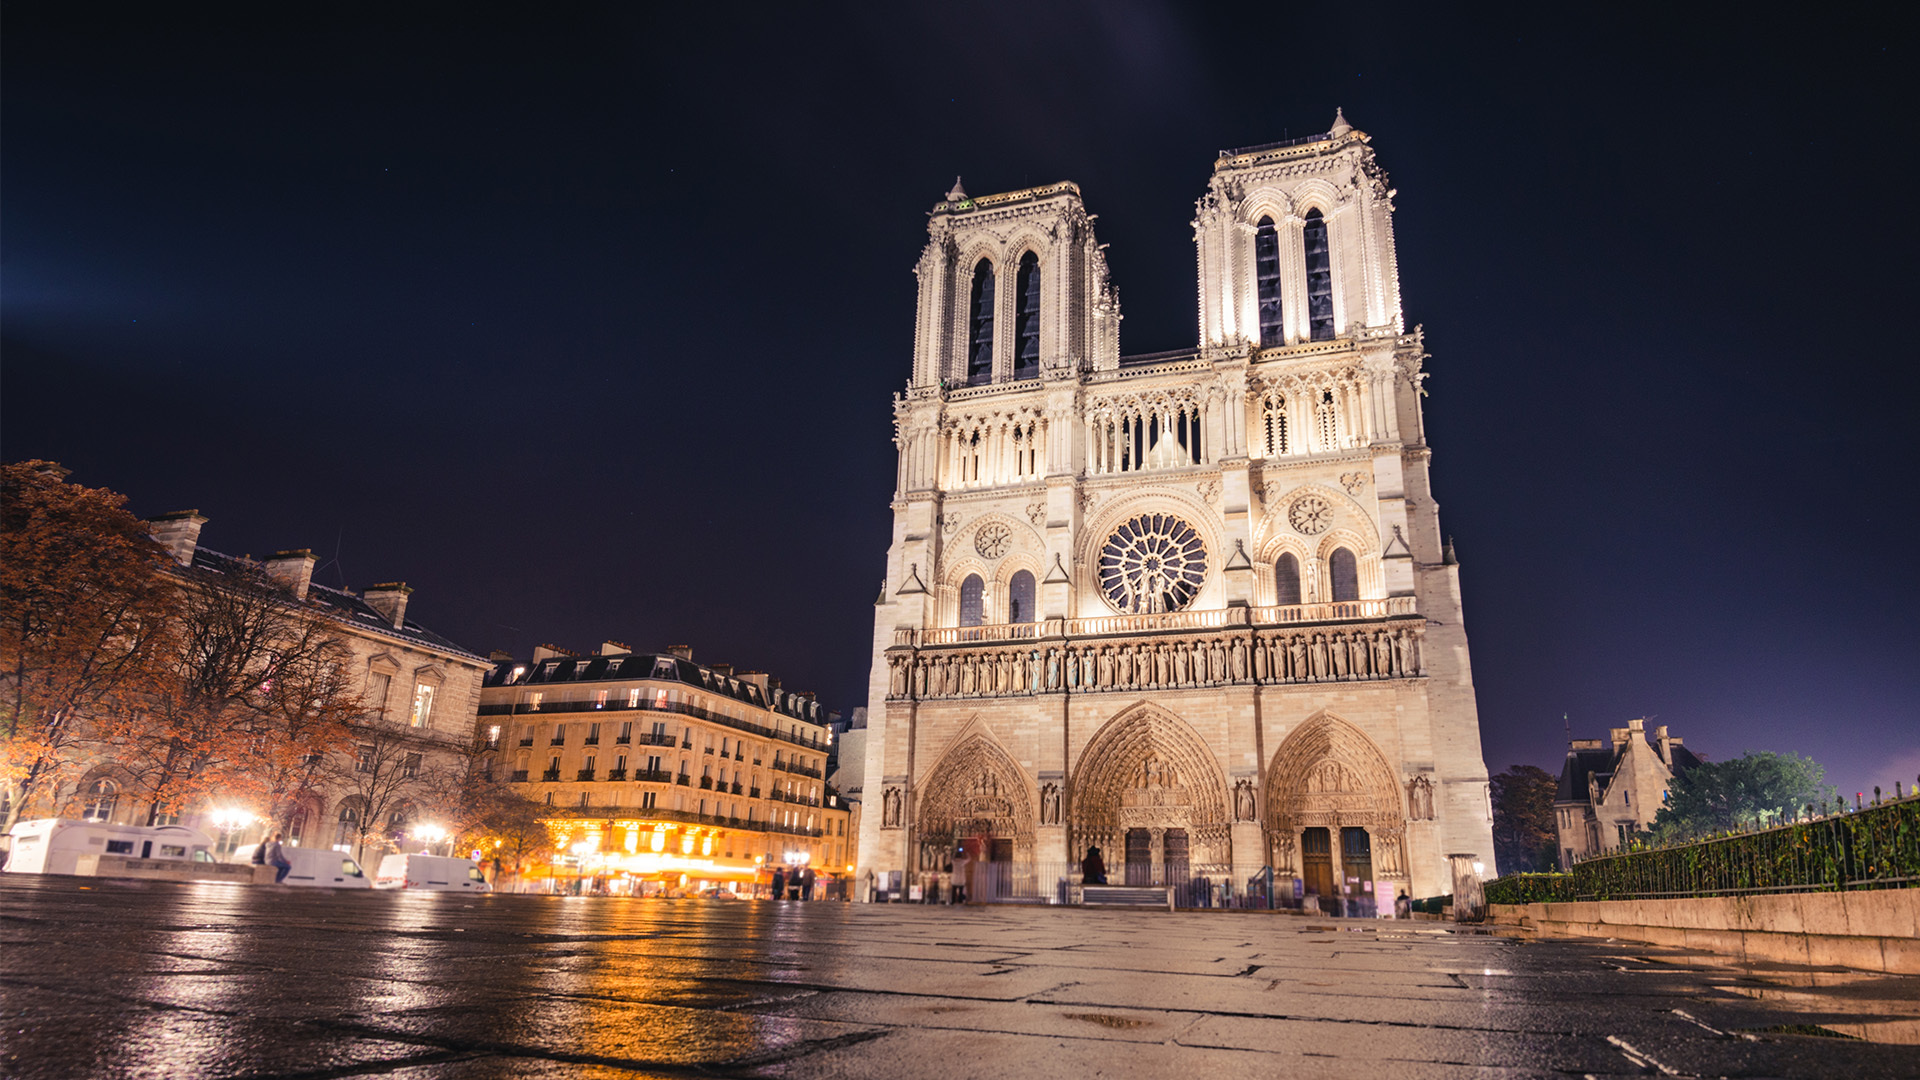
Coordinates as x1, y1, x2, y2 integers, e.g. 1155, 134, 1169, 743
859, 111, 1495, 906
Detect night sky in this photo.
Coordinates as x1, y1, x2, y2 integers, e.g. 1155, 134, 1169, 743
5, 4, 1914, 799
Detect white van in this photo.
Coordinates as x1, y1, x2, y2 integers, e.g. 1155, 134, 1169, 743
5, 819, 215, 876
374, 853, 489, 891
233, 844, 371, 888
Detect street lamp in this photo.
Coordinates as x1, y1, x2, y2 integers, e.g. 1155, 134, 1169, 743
211, 808, 256, 859
412, 823, 448, 856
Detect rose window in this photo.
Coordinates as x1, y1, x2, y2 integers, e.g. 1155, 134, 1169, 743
1288, 494, 1333, 536
1097, 514, 1207, 614
974, 522, 1012, 559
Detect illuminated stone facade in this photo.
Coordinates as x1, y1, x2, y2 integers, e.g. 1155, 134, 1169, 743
861, 113, 1496, 902
480, 645, 856, 889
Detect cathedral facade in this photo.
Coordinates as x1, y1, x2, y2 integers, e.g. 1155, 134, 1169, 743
859, 112, 1495, 904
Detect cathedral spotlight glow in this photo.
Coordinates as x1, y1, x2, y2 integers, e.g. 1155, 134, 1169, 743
861, 112, 1495, 908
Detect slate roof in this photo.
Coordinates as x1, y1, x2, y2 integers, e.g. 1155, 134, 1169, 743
483, 652, 824, 725
1555, 728, 1705, 804
182, 547, 487, 663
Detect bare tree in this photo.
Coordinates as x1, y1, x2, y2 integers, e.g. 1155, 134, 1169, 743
99, 559, 362, 825
325, 719, 439, 866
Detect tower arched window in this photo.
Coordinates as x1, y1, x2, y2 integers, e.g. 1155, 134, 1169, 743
1261, 394, 1288, 457
968, 260, 995, 386
1274, 553, 1301, 606
1329, 547, 1359, 602
1255, 216, 1283, 345
81, 779, 117, 822
1316, 389, 1339, 450
958, 574, 985, 627
1007, 570, 1036, 624
1303, 209, 1334, 341
1014, 252, 1040, 380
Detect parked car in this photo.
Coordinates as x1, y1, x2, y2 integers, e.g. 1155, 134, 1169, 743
5, 819, 216, 875
232, 844, 371, 888
373, 853, 489, 891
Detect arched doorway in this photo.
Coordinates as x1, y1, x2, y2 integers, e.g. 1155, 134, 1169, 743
914, 733, 1034, 897
1265, 712, 1407, 914
1070, 703, 1231, 889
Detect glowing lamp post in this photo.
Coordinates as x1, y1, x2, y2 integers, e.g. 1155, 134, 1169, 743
411, 823, 448, 856
211, 808, 256, 858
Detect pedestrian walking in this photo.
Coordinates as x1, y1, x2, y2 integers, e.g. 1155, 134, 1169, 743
770, 867, 786, 900
799, 866, 815, 901
950, 847, 969, 904
1081, 845, 1106, 886
263, 830, 292, 884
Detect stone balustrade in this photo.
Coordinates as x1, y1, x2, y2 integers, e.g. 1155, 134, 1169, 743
894, 596, 1416, 649
886, 610, 1425, 701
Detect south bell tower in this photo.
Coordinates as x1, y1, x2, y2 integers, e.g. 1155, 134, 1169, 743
862, 113, 1494, 906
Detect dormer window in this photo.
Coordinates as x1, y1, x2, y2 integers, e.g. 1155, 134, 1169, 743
968, 260, 995, 386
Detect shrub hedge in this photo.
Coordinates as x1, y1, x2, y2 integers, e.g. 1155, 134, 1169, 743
1484, 873, 1575, 905
1571, 796, 1919, 901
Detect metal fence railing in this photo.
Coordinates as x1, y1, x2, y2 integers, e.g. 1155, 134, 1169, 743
1570, 794, 1919, 901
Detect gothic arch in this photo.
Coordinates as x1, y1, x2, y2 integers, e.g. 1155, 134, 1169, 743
1289, 178, 1343, 220
1069, 701, 1233, 873
915, 728, 1034, 870
1252, 483, 1378, 563
1238, 187, 1295, 227
1264, 711, 1407, 880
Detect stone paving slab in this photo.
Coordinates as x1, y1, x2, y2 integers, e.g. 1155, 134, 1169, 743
3, 876, 1918, 1078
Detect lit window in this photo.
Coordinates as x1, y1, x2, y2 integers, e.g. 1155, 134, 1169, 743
628, 688, 641, 707
410, 683, 436, 728
594, 690, 608, 708
529, 691, 544, 711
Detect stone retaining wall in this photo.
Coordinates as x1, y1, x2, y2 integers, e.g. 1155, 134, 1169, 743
1491, 890, 1919, 974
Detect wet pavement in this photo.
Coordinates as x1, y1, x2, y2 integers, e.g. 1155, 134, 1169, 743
2, 876, 1917, 1079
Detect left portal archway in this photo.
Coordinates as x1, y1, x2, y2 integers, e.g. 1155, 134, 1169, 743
914, 733, 1033, 873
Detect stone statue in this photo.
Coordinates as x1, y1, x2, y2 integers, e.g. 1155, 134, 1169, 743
1234, 780, 1256, 822
1096, 647, 1113, 687
1288, 635, 1306, 682
1230, 637, 1248, 681
1040, 783, 1061, 825
882, 787, 903, 828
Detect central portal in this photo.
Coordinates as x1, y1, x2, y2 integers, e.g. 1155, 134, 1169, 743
1070, 703, 1233, 886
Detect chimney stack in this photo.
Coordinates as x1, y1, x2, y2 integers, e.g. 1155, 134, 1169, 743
1654, 725, 1673, 764
667, 644, 693, 661
1609, 727, 1630, 753
148, 511, 207, 568
363, 582, 412, 629
265, 549, 318, 600
599, 640, 631, 656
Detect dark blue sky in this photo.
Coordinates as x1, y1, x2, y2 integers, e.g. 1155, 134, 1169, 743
4, 3, 1915, 798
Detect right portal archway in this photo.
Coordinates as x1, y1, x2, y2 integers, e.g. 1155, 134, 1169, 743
1264, 712, 1408, 899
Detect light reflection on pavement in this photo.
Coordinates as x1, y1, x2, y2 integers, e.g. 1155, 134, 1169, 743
2, 876, 1916, 1078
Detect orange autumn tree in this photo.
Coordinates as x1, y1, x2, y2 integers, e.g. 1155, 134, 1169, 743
101, 557, 363, 826
0, 462, 181, 833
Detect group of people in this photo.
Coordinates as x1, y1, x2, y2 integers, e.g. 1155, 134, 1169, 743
250, 830, 293, 883
767, 865, 816, 900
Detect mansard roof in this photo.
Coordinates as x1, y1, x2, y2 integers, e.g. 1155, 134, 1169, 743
182, 547, 487, 663
483, 652, 825, 725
